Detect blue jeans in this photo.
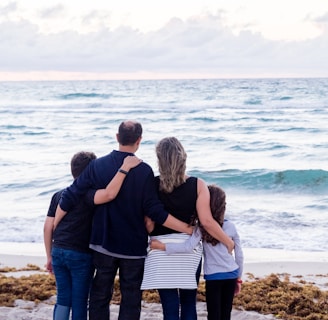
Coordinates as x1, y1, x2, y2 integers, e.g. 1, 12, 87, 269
89, 251, 145, 320
52, 247, 94, 320
158, 259, 202, 320
158, 288, 197, 320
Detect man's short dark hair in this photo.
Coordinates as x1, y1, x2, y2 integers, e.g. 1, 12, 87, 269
117, 121, 142, 146
71, 151, 97, 179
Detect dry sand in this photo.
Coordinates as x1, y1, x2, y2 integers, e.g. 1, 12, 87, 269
0, 243, 327, 320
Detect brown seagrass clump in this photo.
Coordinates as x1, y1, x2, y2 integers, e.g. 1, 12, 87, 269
1, 266, 328, 319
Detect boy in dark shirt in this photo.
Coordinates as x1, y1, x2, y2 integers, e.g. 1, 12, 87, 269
44, 151, 141, 320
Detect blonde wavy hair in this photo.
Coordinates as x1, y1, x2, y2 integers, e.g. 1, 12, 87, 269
156, 137, 187, 193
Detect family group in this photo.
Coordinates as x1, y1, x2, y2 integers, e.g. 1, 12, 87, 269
43, 120, 243, 320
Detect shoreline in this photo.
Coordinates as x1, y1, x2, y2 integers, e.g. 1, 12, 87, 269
1, 242, 327, 286
1, 241, 327, 265
1, 243, 328, 286
1, 243, 327, 320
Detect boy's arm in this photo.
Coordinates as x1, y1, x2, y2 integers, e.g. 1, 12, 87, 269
54, 156, 142, 229
94, 156, 142, 204
43, 216, 54, 273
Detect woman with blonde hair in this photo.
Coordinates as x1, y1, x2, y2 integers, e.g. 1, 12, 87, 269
141, 137, 234, 320
151, 185, 244, 320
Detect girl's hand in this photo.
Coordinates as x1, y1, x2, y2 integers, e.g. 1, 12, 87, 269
234, 280, 242, 295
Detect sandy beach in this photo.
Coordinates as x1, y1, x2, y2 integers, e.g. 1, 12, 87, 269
0, 243, 327, 320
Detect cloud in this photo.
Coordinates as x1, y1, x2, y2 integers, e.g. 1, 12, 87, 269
0, 12, 327, 78
38, 4, 65, 19
313, 12, 328, 23
0, 1, 17, 15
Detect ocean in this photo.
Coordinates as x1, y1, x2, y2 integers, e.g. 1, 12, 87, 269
1, 78, 327, 253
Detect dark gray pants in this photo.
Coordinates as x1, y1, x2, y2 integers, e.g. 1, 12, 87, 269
89, 251, 145, 320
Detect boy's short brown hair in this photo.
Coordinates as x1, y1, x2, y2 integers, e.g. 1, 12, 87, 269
71, 151, 97, 179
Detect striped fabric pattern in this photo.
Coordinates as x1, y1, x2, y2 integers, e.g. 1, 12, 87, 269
141, 233, 203, 290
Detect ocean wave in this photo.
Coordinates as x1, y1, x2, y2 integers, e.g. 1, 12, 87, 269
59, 93, 112, 100
244, 98, 262, 105
272, 96, 293, 101
192, 169, 328, 194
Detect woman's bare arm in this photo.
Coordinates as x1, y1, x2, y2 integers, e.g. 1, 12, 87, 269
196, 178, 234, 252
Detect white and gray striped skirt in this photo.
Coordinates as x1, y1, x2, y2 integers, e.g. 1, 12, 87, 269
141, 233, 203, 290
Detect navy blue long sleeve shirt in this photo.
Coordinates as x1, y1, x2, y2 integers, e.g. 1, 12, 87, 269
59, 150, 169, 257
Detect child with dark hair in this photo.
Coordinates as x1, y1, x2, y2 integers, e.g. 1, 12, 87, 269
44, 151, 141, 320
150, 184, 243, 320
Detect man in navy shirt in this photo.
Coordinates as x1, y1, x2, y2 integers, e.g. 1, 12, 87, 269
55, 120, 191, 320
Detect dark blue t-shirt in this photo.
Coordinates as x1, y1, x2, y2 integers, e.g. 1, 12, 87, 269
47, 188, 95, 253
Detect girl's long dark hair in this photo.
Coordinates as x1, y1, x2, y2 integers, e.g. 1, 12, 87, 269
199, 184, 226, 246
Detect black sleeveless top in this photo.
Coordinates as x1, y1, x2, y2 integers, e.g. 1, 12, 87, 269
150, 176, 198, 236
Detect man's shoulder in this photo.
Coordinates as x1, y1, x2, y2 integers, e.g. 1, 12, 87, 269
91, 151, 116, 168
96, 151, 115, 161
139, 161, 152, 170
130, 161, 153, 178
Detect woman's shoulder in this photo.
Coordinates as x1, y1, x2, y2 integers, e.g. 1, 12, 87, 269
186, 176, 198, 184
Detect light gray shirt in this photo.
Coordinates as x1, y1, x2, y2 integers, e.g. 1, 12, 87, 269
166, 219, 244, 278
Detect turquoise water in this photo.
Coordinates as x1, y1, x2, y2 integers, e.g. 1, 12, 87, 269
1, 78, 327, 251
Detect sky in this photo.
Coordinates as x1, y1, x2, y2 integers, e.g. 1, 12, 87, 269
1, 0, 328, 81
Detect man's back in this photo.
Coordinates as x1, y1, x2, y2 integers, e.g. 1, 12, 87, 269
60, 149, 168, 257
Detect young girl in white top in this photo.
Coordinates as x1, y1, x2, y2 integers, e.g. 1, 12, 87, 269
150, 185, 243, 320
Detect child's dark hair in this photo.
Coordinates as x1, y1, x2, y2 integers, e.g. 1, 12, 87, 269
199, 184, 226, 246
71, 151, 97, 179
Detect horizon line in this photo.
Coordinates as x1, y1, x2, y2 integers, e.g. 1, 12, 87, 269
0, 71, 327, 82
